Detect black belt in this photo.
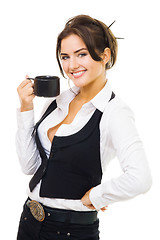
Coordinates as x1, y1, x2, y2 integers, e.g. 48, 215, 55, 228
26, 199, 98, 225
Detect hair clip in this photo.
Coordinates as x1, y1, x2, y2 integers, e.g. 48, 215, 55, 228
107, 20, 124, 39
115, 37, 125, 39
107, 20, 116, 29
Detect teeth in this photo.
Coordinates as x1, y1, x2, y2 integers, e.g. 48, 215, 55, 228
72, 71, 85, 76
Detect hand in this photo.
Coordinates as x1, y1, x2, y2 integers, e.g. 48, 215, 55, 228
17, 75, 35, 112
81, 188, 108, 212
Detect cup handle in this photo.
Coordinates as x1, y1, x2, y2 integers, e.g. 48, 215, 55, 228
26, 78, 35, 94
27, 78, 35, 81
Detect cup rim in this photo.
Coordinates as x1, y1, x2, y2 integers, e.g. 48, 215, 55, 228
35, 75, 60, 81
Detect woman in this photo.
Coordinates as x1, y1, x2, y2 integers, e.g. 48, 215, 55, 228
16, 15, 152, 240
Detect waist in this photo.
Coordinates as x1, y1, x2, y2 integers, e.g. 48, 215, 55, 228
26, 198, 98, 225
27, 187, 95, 211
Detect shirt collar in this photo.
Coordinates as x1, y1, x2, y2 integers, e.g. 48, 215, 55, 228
56, 81, 112, 112
56, 86, 80, 110
91, 81, 113, 112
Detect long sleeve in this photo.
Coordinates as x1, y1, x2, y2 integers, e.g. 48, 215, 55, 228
15, 83, 152, 211
89, 104, 152, 209
16, 109, 41, 175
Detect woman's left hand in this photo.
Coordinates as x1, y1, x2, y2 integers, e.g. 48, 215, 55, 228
81, 188, 108, 212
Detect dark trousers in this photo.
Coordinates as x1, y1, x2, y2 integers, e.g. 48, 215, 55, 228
17, 202, 100, 240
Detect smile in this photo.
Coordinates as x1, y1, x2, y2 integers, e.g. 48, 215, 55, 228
71, 70, 86, 78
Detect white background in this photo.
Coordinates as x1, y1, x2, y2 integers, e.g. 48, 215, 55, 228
0, 0, 159, 239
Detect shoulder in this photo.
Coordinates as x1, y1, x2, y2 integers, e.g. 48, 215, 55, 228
101, 95, 139, 151
101, 95, 135, 129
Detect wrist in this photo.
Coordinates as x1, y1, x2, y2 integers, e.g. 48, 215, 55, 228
20, 103, 34, 112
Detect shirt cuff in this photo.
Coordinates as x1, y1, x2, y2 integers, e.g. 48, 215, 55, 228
17, 108, 35, 129
89, 184, 108, 210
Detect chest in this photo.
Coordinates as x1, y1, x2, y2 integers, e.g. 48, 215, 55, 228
39, 108, 103, 199
47, 100, 84, 143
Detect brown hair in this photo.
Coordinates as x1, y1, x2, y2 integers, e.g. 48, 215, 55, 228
56, 15, 118, 77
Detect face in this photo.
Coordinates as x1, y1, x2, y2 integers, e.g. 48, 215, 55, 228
60, 34, 107, 89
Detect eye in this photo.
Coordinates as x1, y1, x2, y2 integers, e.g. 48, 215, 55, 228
61, 55, 69, 60
78, 53, 87, 57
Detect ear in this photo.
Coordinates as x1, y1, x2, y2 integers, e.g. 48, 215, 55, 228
102, 48, 111, 65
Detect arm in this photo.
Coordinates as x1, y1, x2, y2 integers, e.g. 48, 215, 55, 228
82, 105, 152, 210
16, 76, 41, 175
16, 109, 41, 175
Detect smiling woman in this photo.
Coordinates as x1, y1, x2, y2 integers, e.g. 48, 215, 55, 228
16, 14, 152, 240
59, 34, 110, 93
56, 15, 117, 78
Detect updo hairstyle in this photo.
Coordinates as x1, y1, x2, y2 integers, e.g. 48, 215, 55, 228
56, 15, 118, 77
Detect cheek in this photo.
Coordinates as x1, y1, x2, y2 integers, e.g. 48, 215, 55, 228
84, 57, 100, 71
91, 62, 104, 74
61, 61, 68, 73
88, 63, 100, 74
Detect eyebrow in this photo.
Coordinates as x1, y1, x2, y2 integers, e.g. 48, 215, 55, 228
60, 48, 88, 56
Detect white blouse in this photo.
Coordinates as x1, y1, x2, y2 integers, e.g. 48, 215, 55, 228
16, 81, 152, 211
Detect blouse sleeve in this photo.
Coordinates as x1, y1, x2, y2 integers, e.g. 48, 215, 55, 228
15, 98, 55, 175
89, 104, 152, 210
15, 109, 41, 175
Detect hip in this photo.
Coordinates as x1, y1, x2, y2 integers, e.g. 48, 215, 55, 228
17, 198, 100, 240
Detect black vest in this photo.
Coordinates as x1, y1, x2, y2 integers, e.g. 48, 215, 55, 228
29, 92, 115, 200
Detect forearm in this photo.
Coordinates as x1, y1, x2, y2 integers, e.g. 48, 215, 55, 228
89, 105, 152, 210
90, 139, 152, 210
16, 109, 41, 175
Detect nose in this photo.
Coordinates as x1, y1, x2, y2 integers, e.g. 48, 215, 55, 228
69, 56, 79, 70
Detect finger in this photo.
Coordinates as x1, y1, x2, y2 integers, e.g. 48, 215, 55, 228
101, 208, 106, 212
25, 74, 29, 79
28, 93, 35, 101
85, 205, 96, 210
25, 74, 33, 82
25, 81, 33, 89
18, 79, 32, 89
24, 78, 34, 88
100, 206, 108, 212
20, 92, 35, 104
18, 84, 34, 99
23, 83, 34, 95
103, 206, 108, 209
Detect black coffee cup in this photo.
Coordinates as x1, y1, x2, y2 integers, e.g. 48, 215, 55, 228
28, 75, 60, 97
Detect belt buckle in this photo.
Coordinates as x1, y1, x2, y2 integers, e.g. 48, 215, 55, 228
29, 200, 45, 222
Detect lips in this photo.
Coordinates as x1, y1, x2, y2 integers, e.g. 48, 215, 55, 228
71, 70, 86, 78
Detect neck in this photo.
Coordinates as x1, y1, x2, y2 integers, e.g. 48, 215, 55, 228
77, 77, 107, 103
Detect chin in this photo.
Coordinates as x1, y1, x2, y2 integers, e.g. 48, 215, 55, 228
71, 78, 88, 88
73, 82, 87, 89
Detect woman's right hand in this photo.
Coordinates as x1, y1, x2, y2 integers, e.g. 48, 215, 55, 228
17, 75, 35, 112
